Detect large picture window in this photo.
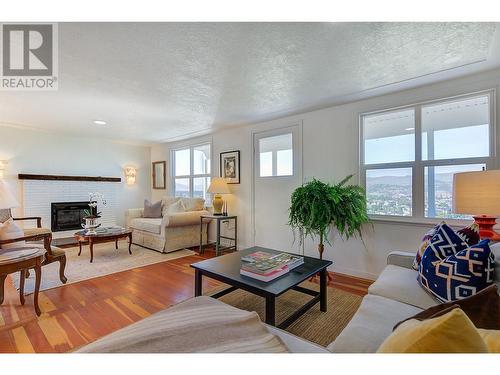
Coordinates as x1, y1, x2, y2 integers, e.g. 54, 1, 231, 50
171, 143, 211, 202
360, 91, 495, 221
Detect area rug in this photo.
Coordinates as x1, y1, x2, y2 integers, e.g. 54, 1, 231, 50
11, 243, 195, 294
212, 281, 362, 347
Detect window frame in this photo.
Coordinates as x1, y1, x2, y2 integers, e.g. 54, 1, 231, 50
170, 142, 212, 201
359, 89, 497, 225
256, 131, 295, 178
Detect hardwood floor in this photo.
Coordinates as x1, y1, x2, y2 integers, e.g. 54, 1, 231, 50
0, 247, 371, 353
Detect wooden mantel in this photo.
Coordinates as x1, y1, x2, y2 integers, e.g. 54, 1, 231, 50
18, 173, 122, 183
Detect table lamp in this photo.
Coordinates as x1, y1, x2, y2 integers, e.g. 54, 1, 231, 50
453, 169, 500, 241
207, 177, 230, 215
0, 180, 19, 210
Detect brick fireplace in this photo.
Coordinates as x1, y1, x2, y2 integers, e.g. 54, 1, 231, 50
21, 179, 119, 238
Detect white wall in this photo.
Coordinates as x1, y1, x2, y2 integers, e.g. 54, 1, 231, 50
152, 68, 500, 280
0, 125, 151, 227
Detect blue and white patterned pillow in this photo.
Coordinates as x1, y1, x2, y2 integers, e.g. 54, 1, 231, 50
418, 239, 496, 302
421, 222, 469, 260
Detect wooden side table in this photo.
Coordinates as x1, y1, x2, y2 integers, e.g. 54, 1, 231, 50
199, 215, 237, 256
0, 247, 46, 316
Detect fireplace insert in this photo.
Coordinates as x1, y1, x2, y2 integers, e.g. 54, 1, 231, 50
51, 202, 97, 232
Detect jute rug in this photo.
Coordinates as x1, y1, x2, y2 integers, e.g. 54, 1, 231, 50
11, 243, 195, 294
212, 281, 362, 347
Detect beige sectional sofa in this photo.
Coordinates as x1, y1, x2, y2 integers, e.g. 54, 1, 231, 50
125, 196, 210, 253
328, 244, 500, 352
79, 244, 500, 353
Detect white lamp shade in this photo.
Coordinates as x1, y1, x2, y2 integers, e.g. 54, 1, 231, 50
207, 177, 231, 194
453, 169, 500, 216
0, 180, 19, 209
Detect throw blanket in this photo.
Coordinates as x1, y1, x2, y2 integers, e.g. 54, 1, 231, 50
77, 296, 289, 353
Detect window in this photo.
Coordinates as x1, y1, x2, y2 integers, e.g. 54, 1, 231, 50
424, 164, 485, 219
361, 91, 495, 220
366, 168, 413, 217
258, 133, 293, 177
172, 143, 211, 202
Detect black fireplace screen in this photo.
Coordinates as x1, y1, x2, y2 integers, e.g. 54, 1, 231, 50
51, 202, 97, 232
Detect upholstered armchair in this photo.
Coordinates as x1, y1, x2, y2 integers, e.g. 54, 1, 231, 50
0, 209, 67, 284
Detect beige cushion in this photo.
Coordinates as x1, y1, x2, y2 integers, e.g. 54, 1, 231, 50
165, 210, 210, 228
181, 197, 205, 211
47, 246, 65, 257
368, 264, 439, 309
23, 227, 51, 237
165, 200, 185, 214
129, 218, 162, 234
17, 243, 65, 257
161, 196, 181, 216
160, 196, 206, 215
0, 219, 26, 249
327, 294, 423, 353
0, 247, 46, 264
143, 199, 162, 218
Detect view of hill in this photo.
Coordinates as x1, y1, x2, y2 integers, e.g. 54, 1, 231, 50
366, 171, 468, 218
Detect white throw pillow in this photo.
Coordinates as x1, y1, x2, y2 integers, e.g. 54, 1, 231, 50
165, 199, 186, 214
182, 197, 205, 211
0, 218, 26, 249
161, 196, 180, 216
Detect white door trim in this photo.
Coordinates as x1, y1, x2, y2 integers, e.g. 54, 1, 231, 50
251, 121, 304, 247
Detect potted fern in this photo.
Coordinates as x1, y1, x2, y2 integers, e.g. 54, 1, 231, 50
288, 175, 370, 260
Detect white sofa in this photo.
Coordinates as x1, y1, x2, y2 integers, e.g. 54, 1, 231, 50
79, 244, 499, 352
327, 244, 500, 352
125, 196, 211, 253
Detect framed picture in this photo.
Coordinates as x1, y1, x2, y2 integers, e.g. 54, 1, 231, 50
152, 161, 166, 189
220, 150, 240, 184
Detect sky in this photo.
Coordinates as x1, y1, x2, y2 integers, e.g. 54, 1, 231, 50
365, 124, 489, 176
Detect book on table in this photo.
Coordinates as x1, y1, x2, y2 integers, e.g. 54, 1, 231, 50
240, 266, 290, 282
240, 251, 304, 282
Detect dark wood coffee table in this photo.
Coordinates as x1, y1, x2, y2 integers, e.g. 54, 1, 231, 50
74, 228, 132, 263
191, 247, 333, 329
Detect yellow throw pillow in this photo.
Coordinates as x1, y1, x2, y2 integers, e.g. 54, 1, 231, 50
478, 329, 500, 353
377, 308, 488, 353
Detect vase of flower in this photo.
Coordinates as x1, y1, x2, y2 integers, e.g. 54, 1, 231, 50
81, 216, 100, 235
82, 192, 107, 235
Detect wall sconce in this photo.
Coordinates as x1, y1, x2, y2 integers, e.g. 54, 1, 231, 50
0, 161, 7, 179
124, 166, 137, 185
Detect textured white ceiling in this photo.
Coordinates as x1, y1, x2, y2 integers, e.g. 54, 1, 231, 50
0, 22, 498, 144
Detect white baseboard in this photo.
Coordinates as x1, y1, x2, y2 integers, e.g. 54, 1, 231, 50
329, 265, 378, 281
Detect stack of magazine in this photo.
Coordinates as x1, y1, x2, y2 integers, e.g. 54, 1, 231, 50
240, 251, 304, 282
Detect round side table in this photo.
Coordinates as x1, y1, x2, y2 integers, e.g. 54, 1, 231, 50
0, 247, 46, 316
